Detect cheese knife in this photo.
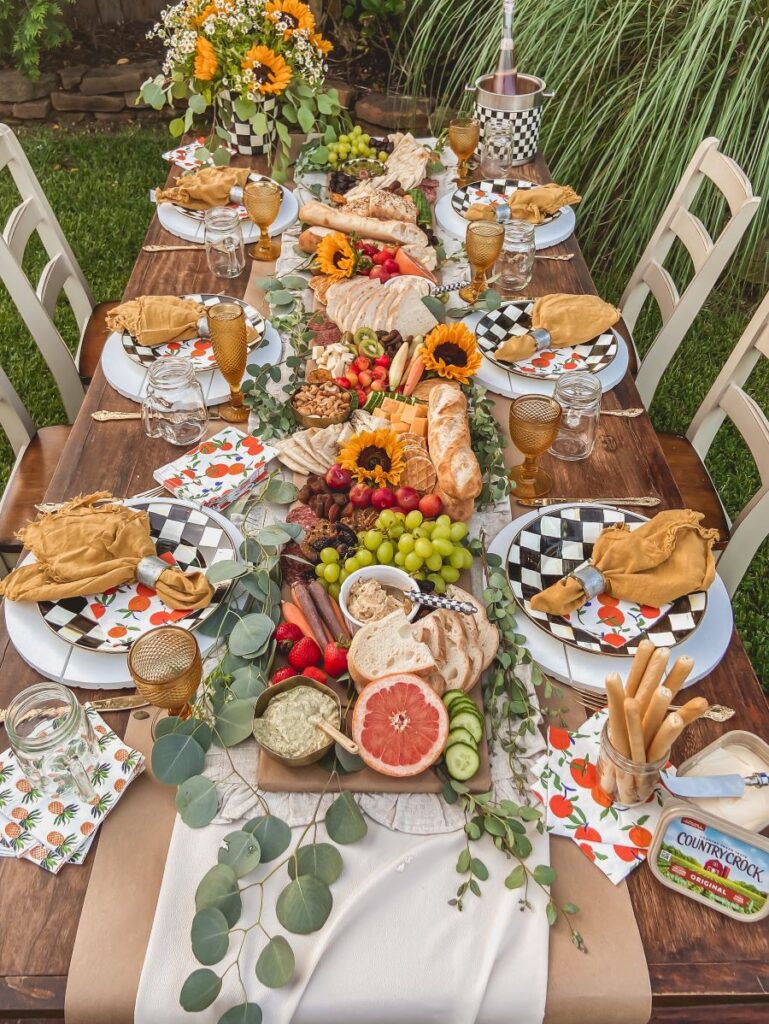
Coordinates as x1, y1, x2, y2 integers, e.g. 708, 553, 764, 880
661, 769, 769, 799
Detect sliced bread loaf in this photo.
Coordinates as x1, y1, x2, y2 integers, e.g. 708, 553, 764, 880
348, 611, 436, 691
446, 586, 499, 670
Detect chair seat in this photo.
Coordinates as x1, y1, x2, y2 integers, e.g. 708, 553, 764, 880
77, 300, 120, 381
0, 424, 71, 552
657, 432, 730, 544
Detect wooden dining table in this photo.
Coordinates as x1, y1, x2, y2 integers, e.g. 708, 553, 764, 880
0, 145, 767, 1024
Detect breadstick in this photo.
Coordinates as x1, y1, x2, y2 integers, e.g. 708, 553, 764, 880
624, 698, 646, 764
662, 655, 695, 699
647, 711, 686, 762
642, 685, 673, 750
606, 672, 631, 757
624, 639, 655, 698
676, 696, 709, 726
634, 647, 670, 717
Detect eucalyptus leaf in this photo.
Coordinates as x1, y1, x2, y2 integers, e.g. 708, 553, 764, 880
323, 125, 337, 144
218, 1005, 262, 1024
533, 864, 557, 886
287, 843, 343, 884
218, 830, 262, 878
505, 865, 526, 890
231, 665, 267, 700
252, 112, 268, 136
255, 277, 284, 292
310, 145, 329, 164
177, 775, 219, 828
255, 935, 295, 988
188, 92, 207, 114
213, 146, 231, 166
198, 605, 243, 638
191, 907, 230, 965
207, 560, 249, 585
297, 103, 315, 134
316, 94, 333, 115
195, 864, 242, 927
274, 520, 305, 541
242, 815, 291, 861
214, 699, 256, 747
180, 969, 221, 1012
268, 290, 295, 307
325, 793, 367, 845
546, 900, 558, 926
484, 817, 506, 838
276, 875, 333, 934
421, 295, 446, 320
234, 97, 256, 120
334, 744, 364, 773
263, 477, 299, 504
154, 716, 212, 752
255, 525, 293, 547
470, 857, 489, 881
220, 651, 248, 675
169, 117, 185, 138
151, 733, 205, 785
229, 613, 274, 657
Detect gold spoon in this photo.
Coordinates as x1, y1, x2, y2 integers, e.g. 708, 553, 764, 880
601, 408, 645, 418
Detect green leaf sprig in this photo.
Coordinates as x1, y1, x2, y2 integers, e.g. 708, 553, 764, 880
463, 383, 510, 509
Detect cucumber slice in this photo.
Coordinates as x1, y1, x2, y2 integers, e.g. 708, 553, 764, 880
449, 712, 483, 743
443, 690, 466, 708
445, 742, 481, 781
445, 727, 477, 749
450, 700, 483, 724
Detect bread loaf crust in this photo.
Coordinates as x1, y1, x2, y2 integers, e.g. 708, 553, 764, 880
300, 200, 428, 246
428, 384, 483, 501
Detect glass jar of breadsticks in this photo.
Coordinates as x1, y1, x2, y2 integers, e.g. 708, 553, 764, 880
597, 641, 709, 805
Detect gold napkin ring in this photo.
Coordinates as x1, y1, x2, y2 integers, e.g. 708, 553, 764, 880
229, 185, 244, 203
569, 564, 605, 599
530, 328, 552, 351
136, 556, 168, 588
197, 316, 210, 338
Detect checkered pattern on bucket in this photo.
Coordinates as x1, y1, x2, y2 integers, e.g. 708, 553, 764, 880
475, 103, 542, 165
506, 505, 707, 656
225, 91, 277, 156
452, 178, 560, 223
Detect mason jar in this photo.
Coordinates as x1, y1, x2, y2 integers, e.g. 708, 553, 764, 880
497, 219, 535, 296
5, 683, 100, 801
480, 122, 515, 177
204, 206, 246, 278
597, 721, 667, 807
549, 371, 602, 461
141, 356, 207, 446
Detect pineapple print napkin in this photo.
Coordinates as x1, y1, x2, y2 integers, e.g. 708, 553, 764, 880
530, 708, 668, 884
0, 706, 144, 873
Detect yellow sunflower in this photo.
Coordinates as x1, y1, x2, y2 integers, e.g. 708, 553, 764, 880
242, 45, 292, 96
422, 322, 482, 384
338, 430, 405, 488
315, 232, 356, 281
194, 36, 218, 82
265, 0, 315, 38
310, 32, 333, 55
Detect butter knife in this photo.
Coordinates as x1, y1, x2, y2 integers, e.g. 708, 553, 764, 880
92, 410, 221, 421
516, 496, 661, 508
406, 591, 477, 615
661, 769, 769, 799
0, 693, 148, 725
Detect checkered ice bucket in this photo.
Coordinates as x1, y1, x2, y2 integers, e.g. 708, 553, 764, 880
222, 90, 277, 156
468, 73, 554, 166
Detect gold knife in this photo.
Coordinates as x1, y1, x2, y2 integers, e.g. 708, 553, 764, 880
516, 496, 661, 508
601, 408, 644, 418
143, 243, 204, 252
0, 693, 148, 724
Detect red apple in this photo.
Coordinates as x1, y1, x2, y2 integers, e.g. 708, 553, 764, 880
349, 484, 373, 508
419, 493, 444, 518
325, 464, 352, 490
395, 486, 420, 512
374, 354, 390, 368
352, 356, 371, 372
334, 376, 351, 389
371, 365, 388, 381
356, 388, 368, 408
369, 380, 385, 392
371, 487, 397, 510
345, 370, 359, 387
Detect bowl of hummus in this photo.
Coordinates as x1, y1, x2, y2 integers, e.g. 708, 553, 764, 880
339, 566, 417, 632
253, 676, 344, 767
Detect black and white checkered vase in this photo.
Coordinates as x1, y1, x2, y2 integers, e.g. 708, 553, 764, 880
474, 104, 543, 166
223, 90, 277, 156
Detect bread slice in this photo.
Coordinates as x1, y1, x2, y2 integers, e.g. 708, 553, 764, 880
430, 609, 471, 692
348, 611, 436, 691
457, 611, 484, 692
412, 615, 449, 695
446, 586, 499, 670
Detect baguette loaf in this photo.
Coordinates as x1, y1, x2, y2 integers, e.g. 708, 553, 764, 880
427, 384, 482, 501
300, 200, 428, 247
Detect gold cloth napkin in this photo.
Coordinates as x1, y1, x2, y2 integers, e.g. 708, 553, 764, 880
106, 296, 207, 348
466, 183, 580, 224
530, 509, 718, 615
0, 493, 213, 610
495, 293, 621, 363
155, 166, 251, 210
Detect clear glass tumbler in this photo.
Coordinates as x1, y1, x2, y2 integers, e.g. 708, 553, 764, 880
549, 371, 602, 461
480, 122, 514, 177
204, 206, 246, 279
597, 721, 667, 806
141, 356, 208, 446
5, 683, 100, 801
497, 219, 535, 296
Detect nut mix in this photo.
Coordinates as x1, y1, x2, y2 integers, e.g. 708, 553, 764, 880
292, 381, 350, 420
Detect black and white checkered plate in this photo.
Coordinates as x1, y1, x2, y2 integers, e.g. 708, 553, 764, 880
38, 500, 236, 653
451, 178, 562, 223
506, 504, 708, 656
120, 294, 265, 371
475, 301, 618, 380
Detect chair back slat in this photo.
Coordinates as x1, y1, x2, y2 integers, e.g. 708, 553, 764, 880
700, 146, 756, 217
669, 207, 713, 274
642, 261, 679, 324
0, 363, 35, 456
3, 195, 45, 263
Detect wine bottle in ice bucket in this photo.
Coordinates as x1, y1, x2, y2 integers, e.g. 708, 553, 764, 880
492, 0, 518, 96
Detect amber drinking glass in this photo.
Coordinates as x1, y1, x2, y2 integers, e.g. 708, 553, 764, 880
459, 221, 505, 304
209, 301, 249, 423
243, 180, 282, 260
127, 625, 202, 720
448, 116, 480, 187
508, 395, 563, 498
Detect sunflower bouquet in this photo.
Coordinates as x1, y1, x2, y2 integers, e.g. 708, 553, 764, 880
140, 0, 342, 169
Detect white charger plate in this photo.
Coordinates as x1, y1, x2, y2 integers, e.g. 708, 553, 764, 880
435, 191, 576, 248
488, 505, 733, 691
156, 185, 299, 244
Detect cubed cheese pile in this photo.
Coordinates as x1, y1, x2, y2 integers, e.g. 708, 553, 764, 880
379, 396, 428, 436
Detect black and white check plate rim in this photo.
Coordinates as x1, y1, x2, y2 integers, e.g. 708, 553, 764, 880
475, 301, 618, 379
173, 171, 273, 220
505, 503, 708, 657
120, 293, 265, 369
451, 178, 562, 223
38, 499, 236, 653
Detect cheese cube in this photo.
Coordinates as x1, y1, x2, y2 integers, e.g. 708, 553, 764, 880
410, 419, 427, 436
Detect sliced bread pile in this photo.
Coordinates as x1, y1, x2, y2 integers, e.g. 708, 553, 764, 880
348, 585, 499, 694
324, 276, 437, 338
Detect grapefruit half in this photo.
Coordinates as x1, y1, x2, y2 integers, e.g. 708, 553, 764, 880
352, 674, 449, 777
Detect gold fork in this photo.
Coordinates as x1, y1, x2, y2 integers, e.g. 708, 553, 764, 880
567, 685, 735, 723
0, 694, 148, 725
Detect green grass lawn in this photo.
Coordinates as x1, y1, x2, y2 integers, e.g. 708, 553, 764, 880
0, 124, 766, 683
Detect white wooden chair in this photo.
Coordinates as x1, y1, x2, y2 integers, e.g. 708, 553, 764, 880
0, 124, 117, 420
659, 290, 769, 597
621, 137, 760, 407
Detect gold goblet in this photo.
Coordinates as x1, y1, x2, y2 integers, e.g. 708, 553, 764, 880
448, 116, 480, 187
127, 625, 202, 720
243, 180, 282, 261
209, 301, 249, 423
459, 220, 504, 304
509, 395, 563, 498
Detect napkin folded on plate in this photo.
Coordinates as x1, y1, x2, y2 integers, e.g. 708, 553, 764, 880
466, 183, 580, 224
0, 493, 213, 610
106, 295, 207, 348
530, 509, 718, 615
495, 292, 621, 363
155, 165, 251, 210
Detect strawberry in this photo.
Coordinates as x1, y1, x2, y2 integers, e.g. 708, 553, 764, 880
287, 636, 322, 671
302, 666, 329, 685
323, 641, 349, 677
270, 667, 295, 686
275, 622, 304, 651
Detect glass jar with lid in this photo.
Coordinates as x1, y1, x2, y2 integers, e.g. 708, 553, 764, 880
549, 371, 602, 461
141, 356, 207, 446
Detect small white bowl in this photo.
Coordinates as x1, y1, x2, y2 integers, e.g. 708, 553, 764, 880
339, 565, 419, 633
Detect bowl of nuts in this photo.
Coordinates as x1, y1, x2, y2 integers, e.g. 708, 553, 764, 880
291, 381, 353, 429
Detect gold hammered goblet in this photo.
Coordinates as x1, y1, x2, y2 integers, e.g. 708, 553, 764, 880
459, 221, 504, 304
208, 301, 249, 423
243, 179, 282, 261
448, 116, 480, 187
508, 395, 563, 498
128, 625, 202, 720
